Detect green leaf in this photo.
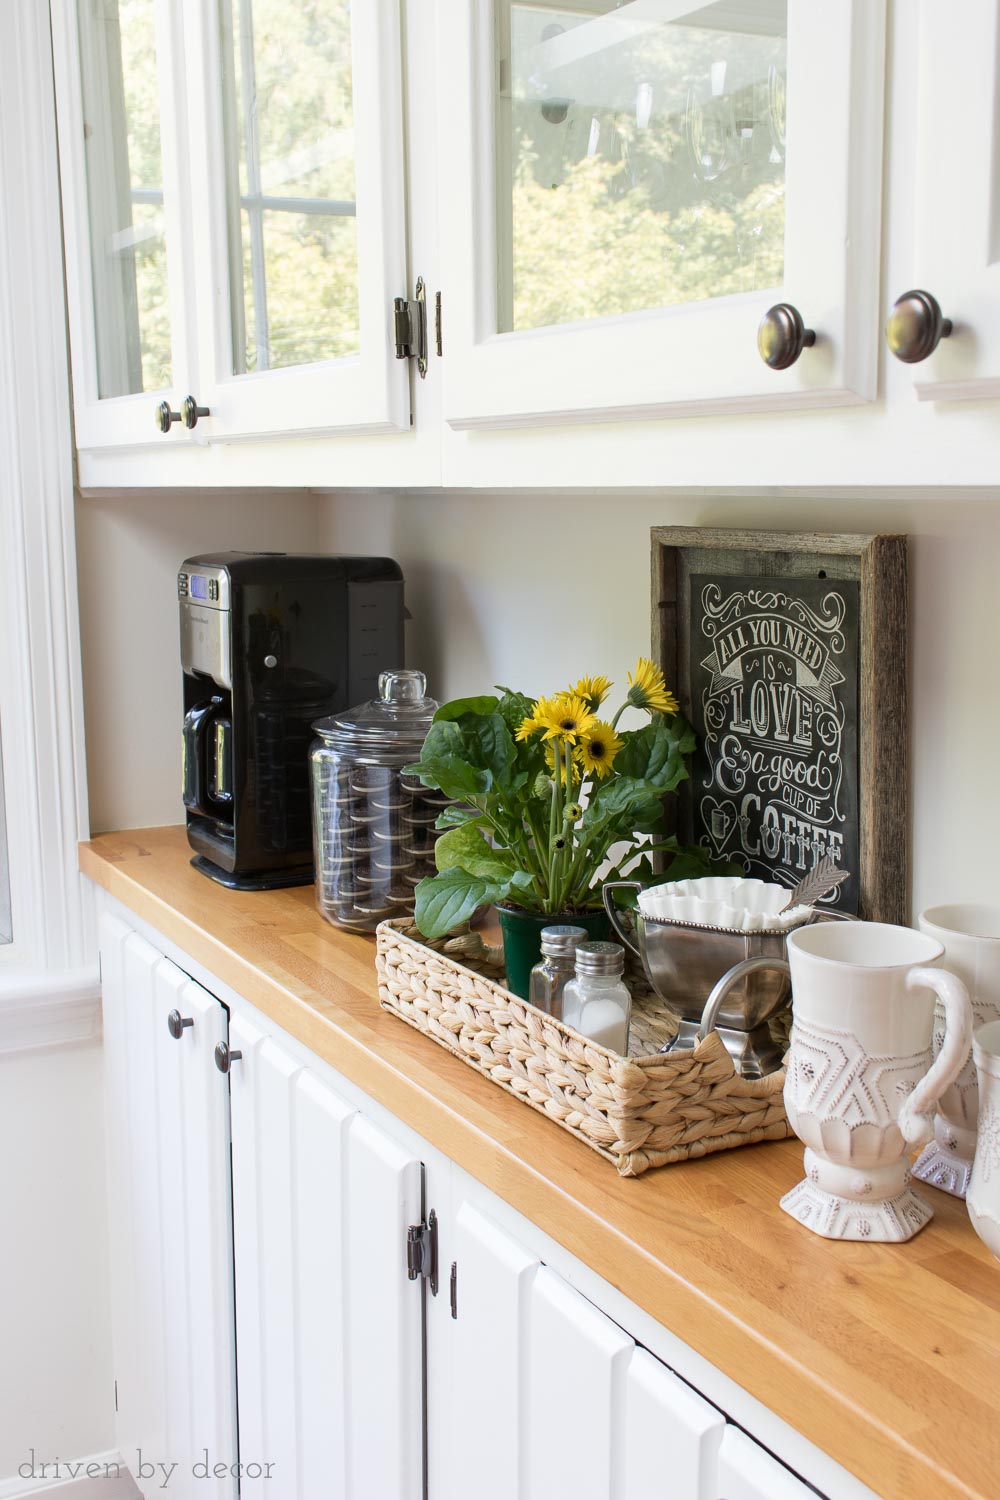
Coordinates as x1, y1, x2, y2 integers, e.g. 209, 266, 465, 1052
413, 868, 511, 940
406, 720, 494, 800
433, 695, 500, 723
614, 717, 693, 792
494, 687, 535, 738
434, 806, 485, 830
580, 775, 664, 832
434, 823, 517, 879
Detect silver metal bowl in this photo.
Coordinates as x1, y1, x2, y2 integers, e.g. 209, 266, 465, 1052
603, 880, 816, 1076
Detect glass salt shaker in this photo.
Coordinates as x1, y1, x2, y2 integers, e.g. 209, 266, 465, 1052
562, 941, 632, 1055
529, 925, 587, 1019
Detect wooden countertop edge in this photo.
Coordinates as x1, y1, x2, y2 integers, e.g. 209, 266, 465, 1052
79, 838, 985, 1500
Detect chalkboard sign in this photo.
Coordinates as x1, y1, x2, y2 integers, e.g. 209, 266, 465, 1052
650, 528, 908, 924
690, 573, 860, 911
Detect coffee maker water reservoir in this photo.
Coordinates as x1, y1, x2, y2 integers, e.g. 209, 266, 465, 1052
179, 552, 404, 889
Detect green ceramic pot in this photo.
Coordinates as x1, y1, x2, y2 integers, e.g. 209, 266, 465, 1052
497, 904, 611, 1001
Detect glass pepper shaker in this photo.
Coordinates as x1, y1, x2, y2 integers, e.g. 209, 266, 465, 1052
529, 925, 587, 1019
562, 941, 632, 1054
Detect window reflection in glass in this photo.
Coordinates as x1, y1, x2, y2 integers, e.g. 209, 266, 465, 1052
78, 0, 172, 395
497, 0, 787, 333
219, 0, 360, 373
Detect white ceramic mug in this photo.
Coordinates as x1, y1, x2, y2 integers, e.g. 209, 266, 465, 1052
781, 921, 973, 1242
913, 905, 1000, 1197
968, 1019, 1000, 1262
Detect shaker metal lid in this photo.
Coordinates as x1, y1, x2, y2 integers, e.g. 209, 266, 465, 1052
313, 669, 439, 751
539, 925, 587, 958
574, 940, 625, 976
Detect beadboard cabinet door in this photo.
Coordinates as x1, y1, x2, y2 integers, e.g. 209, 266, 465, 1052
437, 0, 885, 431
442, 1201, 727, 1499
227, 1013, 425, 1500
441, 1200, 824, 1500
99, 911, 238, 1499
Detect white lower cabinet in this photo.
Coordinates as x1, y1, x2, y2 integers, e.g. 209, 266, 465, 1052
99, 912, 238, 1499
99, 904, 845, 1500
441, 1200, 813, 1500
227, 1012, 424, 1500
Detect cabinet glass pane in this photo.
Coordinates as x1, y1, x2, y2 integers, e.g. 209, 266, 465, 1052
496, 0, 787, 333
77, 0, 172, 396
219, 0, 359, 373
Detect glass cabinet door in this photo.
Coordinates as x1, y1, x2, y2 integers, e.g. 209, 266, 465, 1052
183, 0, 410, 439
52, 0, 192, 449
439, 0, 886, 430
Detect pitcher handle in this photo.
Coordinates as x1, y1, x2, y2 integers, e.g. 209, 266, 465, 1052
601, 882, 642, 961
899, 967, 973, 1145
697, 956, 791, 1043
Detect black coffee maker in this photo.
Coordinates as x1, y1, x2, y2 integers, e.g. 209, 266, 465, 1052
179, 552, 404, 889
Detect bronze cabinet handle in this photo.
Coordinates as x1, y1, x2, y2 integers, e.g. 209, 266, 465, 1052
757, 303, 816, 370
167, 1009, 194, 1040
182, 395, 210, 429
155, 400, 181, 433
214, 1041, 242, 1073
885, 289, 953, 363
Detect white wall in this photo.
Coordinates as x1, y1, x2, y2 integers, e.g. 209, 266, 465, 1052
317, 487, 1000, 920
75, 490, 319, 832
0, 1039, 113, 1482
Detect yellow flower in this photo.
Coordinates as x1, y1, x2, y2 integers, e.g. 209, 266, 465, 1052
576, 721, 624, 778
572, 675, 613, 713
626, 657, 679, 716
516, 695, 555, 741
537, 693, 597, 743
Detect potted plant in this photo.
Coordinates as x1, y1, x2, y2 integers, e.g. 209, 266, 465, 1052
405, 658, 715, 997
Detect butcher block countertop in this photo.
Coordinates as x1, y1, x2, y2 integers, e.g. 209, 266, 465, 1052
81, 827, 999, 1500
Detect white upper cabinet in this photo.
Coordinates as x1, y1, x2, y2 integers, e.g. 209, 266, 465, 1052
899, 0, 1000, 403
53, 0, 411, 455
437, 0, 886, 430
182, 0, 411, 440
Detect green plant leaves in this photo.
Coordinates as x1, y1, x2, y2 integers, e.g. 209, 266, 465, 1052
614, 716, 694, 791
434, 823, 516, 880
414, 866, 536, 940
414, 870, 509, 939
433, 695, 500, 723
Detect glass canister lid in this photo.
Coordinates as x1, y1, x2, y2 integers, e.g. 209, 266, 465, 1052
313, 669, 439, 753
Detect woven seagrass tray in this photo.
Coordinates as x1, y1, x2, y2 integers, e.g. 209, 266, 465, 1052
376, 917, 792, 1177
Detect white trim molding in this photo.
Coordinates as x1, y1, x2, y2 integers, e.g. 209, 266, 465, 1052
0, 0, 93, 975
0, 966, 101, 1056
0, 1451, 136, 1499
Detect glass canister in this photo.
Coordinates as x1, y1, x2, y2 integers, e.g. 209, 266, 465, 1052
310, 670, 448, 932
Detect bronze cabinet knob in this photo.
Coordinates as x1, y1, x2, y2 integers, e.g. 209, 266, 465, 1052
885, 289, 953, 363
155, 400, 181, 433
757, 303, 816, 370
182, 395, 210, 429
167, 1009, 194, 1039
214, 1041, 242, 1073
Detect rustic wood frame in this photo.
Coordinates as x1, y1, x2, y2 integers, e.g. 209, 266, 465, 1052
651, 527, 908, 925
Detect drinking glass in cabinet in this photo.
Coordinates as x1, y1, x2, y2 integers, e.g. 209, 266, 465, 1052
495, 0, 787, 333
216, 0, 360, 374
75, 0, 172, 397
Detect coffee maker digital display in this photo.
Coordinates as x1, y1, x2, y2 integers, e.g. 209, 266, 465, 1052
179, 551, 404, 890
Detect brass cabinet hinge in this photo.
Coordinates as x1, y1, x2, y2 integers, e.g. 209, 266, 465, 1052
394, 277, 428, 378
